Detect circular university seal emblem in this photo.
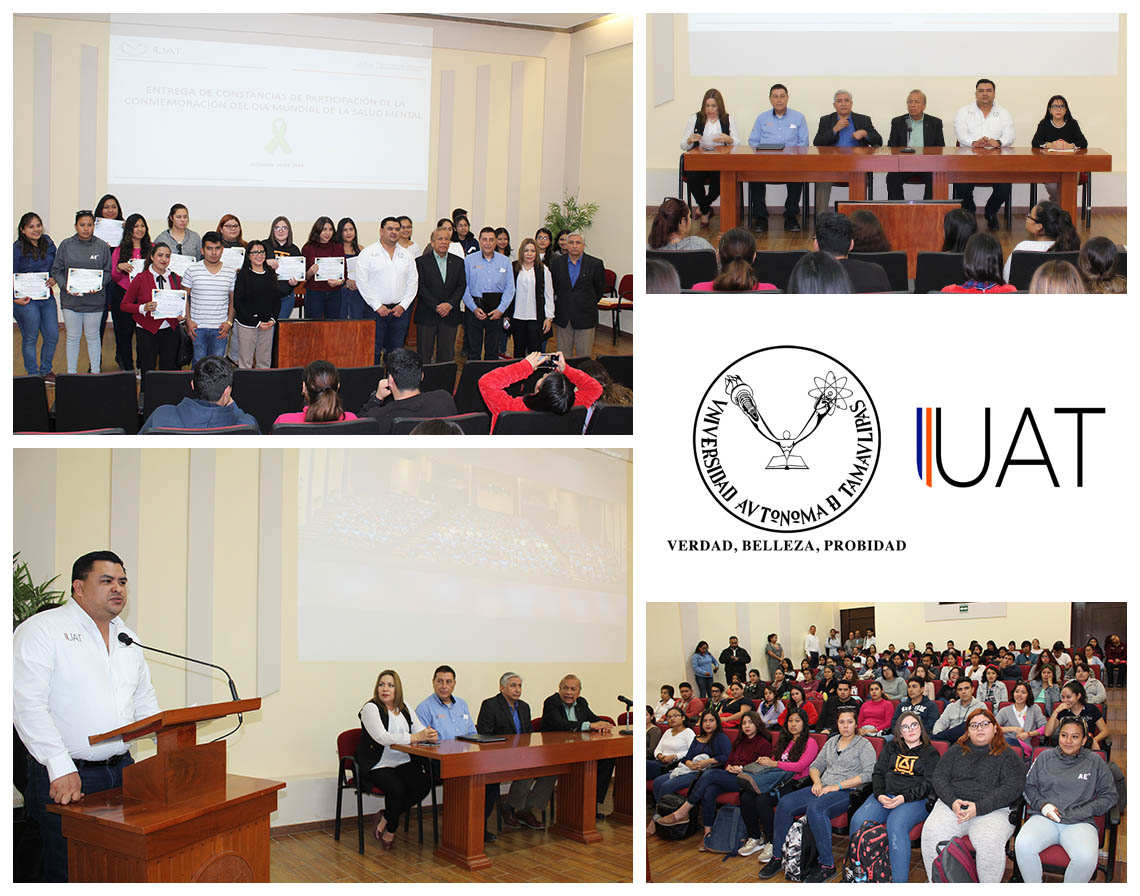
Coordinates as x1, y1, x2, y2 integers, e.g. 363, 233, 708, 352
692, 346, 881, 532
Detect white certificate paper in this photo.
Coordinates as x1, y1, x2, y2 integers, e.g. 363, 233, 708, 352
67, 268, 103, 294
127, 258, 146, 280
93, 218, 124, 245
220, 246, 246, 271
152, 288, 187, 319
166, 253, 194, 278
346, 256, 359, 279
315, 257, 345, 282
14, 272, 50, 300
275, 256, 306, 281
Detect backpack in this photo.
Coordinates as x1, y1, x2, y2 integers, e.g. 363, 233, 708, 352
653, 793, 700, 841
702, 805, 746, 856
779, 816, 818, 882
931, 836, 979, 883
843, 820, 892, 883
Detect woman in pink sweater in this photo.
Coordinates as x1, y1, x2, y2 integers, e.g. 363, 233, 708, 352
858, 680, 895, 734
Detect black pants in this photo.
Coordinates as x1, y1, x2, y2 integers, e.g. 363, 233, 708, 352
135, 326, 180, 384
364, 760, 432, 827
1105, 661, 1126, 687
103, 280, 135, 369
809, 652, 820, 669
597, 757, 616, 805
687, 172, 721, 215
463, 308, 499, 360
886, 172, 933, 200
955, 182, 1011, 217
511, 318, 545, 357
749, 182, 803, 224
416, 320, 459, 363
740, 788, 778, 843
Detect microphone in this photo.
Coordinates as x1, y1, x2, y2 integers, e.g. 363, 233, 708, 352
616, 695, 633, 735
724, 374, 759, 422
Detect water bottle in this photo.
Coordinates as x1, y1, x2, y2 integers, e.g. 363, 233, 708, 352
853, 860, 867, 883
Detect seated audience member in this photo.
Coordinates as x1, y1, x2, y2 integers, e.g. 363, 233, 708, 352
756, 685, 785, 728
1052, 641, 1074, 673
965, 654, 986, 683
995, 681, 1046, 753
717, 681, 753, 728
849, 711, 941, 882
673, 682, 699, 720
891, 676, 940, 735
648, 706, 695, 779
920, 707, 1027, 883
357, 669, 438, 848
577, 358, 633, 430
1030, 259, 1086, 293
1044, 680, 1109, 751
1014, 716, 1117, 883
877, 662, 907, 701
654, 711, 771, 844
691, 228, 775, 292
1078, 236, 1126, 293
1003, 200, 1080, 282
953, 79, 1015, 230
1034, 665, 1062, 715
646, 706, 664, 761
476, 673, 555, 831
886, 90, 945, 199
932, 677, 985, 742
786, 250, 853, 294
850, 210, 891, 252
647, 198, 714, 253
357, 348, 458, 433
797, 659, 816, 683
812, 212, 891, 292
1104, 634, 1126, 687
653, 685, 677, 723
815, 664, 839, 703
646, 258, 682, 294
1082, 643, 1106, 670
737, 707, 820, 862
120, 242, 184, 379
857, 680, 894, 735
541, 675, 615, 812
1028, 648, 1056, 689
759, 707, 875, 883
743, 669, 766, 700
937, 665, 962, 699
477, 351, 602, 433
682, 88, 740, 226
139, 355, 259, 433
1073, 663, 1106, 706
941, 232, 1016, 293
408, 418, 463, 435
650, 709, 730, 804
769, 669, 791, 701
812, 90, 883, 216
976, 665, 1006, 705
777, 683, 818, 728
704, 681, 728, 714
816, 678, 860, 736
274, 359, 357, 425
1031, 95, 1089, 202
998, 654, 1022, 681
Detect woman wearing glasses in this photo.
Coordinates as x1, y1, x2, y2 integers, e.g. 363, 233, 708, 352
920, 706, 1027, 882
232, 240, 295, 368
1031, 96, 1088, 203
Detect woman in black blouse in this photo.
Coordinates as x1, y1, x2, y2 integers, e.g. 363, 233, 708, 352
233, 239, 294, 369
1032, 95, 1089, 203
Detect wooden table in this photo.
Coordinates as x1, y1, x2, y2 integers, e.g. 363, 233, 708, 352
395, 731, 633, 872
683, 146, 1112, 227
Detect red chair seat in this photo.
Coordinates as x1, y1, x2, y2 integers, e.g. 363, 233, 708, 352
716, 791, 741, 807
1039, 844, 1073, 867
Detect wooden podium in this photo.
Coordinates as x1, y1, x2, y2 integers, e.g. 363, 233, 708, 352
47, 699, 285, 882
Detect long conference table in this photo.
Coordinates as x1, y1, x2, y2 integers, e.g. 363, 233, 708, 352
395, 730, 633, 872
683, 146, 1112, 228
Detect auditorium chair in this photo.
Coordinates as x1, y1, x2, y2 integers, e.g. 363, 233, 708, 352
420, 361, 459, 395
599, 274, 634, 344
13, 375, 50, 432
603, 267, 617, 297
53, 372, 140, 434
493, 406, 587, 435
1008, 250, 1080, 290
646, 249, 717, 290
271, 418, 381, 434
230, 366, 304, 434
850, 250, 909, 292
336, 364, 385, 416
452, 359, 515, 415
751, 250, 807, 291
913, 252, 965, 294
333, 729, 423, 855
389, 412, 491, 435
141, 370, 194, 422
1117, 250, 1127, 276
597, 354, 632, 389
1028, 176, 1093, 229
147, 424, 259, 435
585, 405, 633, 435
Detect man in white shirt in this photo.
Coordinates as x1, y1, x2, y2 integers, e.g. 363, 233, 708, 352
13, 551, 160, 881
355, 217, 419, 364
953, 79, 1016, 230
804, 625, 821, 669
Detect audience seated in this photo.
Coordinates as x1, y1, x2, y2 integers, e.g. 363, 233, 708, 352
1029, 259, 1086, 293
850, 210, 891, 252
646, 258, 682, 294
648, 706, 696, 781
1003, 200, 1080, 282
648, 198, 715, 253
941, 233, 1016, 293
812, 212, 891, 292
357, 348, 457, 433
1078, 237, 1126, 293
691, 228, 776, 291
407, 418, 464, 435
477, 351, 602, 433
786, 251, 852, 294
273, 359, 356, 425
650, 710, 731, 803
941, 208, 978, 252
138, 355, 259, 433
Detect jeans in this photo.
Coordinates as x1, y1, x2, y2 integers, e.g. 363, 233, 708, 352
279, 294, 295, 321
772, 786, 851, 866
694, 676, 712, 699
1014, 814, 1100, 882
849, 794, 931, 882
62, 309, 102, 373
191, 326, 228, 364
652, 768, 699, 803
364, 305, 412, 363
26, 753, 133, 882
340, 287, 367, 320
688, 768, 746, 826
305, 286, 341, 320
14, 299, 59, 375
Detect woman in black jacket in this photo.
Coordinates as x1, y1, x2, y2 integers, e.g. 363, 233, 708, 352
232, 240, 294, 368
1031, 95, 1089, 203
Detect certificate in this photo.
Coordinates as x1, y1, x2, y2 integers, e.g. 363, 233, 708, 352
275, 256, 306, 281
315, 256, 345, 282
66, 268, 103, 295
93, 217, 124, 245
345, 256, 359, 279
13, 272, 49, 300
152, 288, 187, 319
220, 246, 245, 271
166, 253, 194, 278
127, 258, 146, 280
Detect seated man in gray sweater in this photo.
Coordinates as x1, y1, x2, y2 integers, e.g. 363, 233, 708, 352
932, 677, 985, 742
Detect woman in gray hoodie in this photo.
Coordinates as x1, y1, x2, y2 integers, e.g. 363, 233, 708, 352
50, 210, 113, 373
1014, 716, 1117, 881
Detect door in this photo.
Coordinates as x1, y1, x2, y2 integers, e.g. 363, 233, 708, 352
1070, 602, 1126, 653
839, 607, 876, 646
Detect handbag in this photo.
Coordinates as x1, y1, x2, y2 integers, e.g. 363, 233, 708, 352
176, 322, 194, 368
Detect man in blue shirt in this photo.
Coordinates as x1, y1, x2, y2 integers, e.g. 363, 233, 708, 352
137, 355, 260, 433
462, 228, 515, 360
747, 83, 809, 232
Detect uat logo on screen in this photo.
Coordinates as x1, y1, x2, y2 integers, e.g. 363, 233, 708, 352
692, 347, 880, 532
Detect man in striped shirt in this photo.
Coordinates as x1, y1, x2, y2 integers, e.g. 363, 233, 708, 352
182, 231, 235, 363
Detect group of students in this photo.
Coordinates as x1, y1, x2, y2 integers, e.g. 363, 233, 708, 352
648, 632, 1123, 882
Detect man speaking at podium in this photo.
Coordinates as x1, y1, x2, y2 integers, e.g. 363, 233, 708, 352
13, 551, 159, 882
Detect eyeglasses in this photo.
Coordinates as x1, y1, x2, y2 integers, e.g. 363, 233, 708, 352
899, 723, 920, 732
1026, 215, 1039, 223
968, 720, 993, 731
249, 249, 266, 255
1050, 103, 1067, 109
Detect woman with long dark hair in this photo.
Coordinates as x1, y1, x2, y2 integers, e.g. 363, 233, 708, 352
263, 216, 302, 320
786, 251, 853, 294
691, 227, 775, 291
649, 709, 731, 805
940, 208, 978, 252
534, 227, 554, 264
1031, 95, 1089, 202
108, 213, 152, 371
995, 680, 1046, 751
120, 242, 184, 379
477, 350, 602, 433
232, 240, 293, 368
453, 215, 478, 255
13, 212, 58, 378
851, 209, 891, 252
777, 682, 818, 727
681, 88, 739, 226
1004, 199, 1080, 282
273, 359, 358, 424
301, 216, 345, 320
338, 217, 366, 320
942, 232, 1015, 293
1078, 236, 1126, 293
647, 198, 714, 252
1044, 680, 1109, 751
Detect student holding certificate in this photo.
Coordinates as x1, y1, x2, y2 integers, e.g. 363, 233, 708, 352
13, 212, 59, 378
264, 216, 303, 320
216, 213, 247, 249
50, 210, 113, 374
233, 240, 294, 369
121, 242, 185, 380
337, 217, 365, 320
154, 203, 202, 262
93, 194, 124, 343
301, 216, 345, 320
109, 213, 152, 373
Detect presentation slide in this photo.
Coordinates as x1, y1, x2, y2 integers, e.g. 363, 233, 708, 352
107, 17, 432, 221
688, 14, 1119, 78
296, 449, 629, 664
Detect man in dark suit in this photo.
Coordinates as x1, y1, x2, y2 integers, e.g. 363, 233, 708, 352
812, 90, 883, 219
814, 211, 891, 293
413, 225, 466, 363
476, 672, 555, 830
549, 233, 606, 359
540, 675, 616, 816
356, 348, 457, 434
886, 90, 945, 200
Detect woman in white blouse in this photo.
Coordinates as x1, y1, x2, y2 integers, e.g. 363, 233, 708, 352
357, 669, 439, 849
647, 706, 696, 780
510, 238, 554, 357
681, 88, 740, 227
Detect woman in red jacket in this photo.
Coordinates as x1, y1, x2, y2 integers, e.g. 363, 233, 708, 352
120, 242, 184, 381
777, 682, 819, 727
477, 350, 602, 432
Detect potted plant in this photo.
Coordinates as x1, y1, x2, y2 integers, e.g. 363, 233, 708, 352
545, 191, 600, 237
13, 552, 66, 629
